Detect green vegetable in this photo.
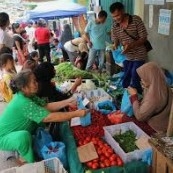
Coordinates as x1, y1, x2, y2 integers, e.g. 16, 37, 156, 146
113, 130, 138, 153
54, 62, 93, 82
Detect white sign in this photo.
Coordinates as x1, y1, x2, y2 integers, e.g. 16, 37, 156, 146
149, 5, 154, 28
145, 0, 165, 5
158, 9, 172, 35
166, 0, 173, 2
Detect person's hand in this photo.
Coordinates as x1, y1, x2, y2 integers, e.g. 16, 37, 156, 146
76, 109, 90, 117
127, 87, 137, 96
122, 43, 134, 54
67, 96, 77, 106
74, 77, 82, 87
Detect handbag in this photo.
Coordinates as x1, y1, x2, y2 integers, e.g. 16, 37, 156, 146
123, 29, 153, 52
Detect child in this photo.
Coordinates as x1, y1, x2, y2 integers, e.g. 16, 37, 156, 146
75, 51, 88, 70
22, 51, 39, 71
0, 53, 17, 102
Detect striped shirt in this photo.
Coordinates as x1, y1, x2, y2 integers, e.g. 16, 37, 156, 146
112, 15, 148, 61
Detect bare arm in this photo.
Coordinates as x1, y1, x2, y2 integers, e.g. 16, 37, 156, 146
15, 41, 25, 60
43, 109, 86, 123
45, 97, 76, 112
0, 44, 5, 50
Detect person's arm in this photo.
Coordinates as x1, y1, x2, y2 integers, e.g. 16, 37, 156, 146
84, 22, 92, 48
45, 97, 76, 112
122, 16, 147, 54
128, 87, 155, 121
15, 40, 25, 61
0, 44, 5, 49
43, 109, 86, 123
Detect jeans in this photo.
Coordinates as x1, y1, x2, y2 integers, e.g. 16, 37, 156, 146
38, 43, 51, 62
122, 60, 145, 94
86, 49, 105, 70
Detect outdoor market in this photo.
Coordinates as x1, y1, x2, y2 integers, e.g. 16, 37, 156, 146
0, 0, 173, 173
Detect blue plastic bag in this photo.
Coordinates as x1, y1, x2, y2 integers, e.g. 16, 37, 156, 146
142, 149, 153, 166
120, 90, 134, 117
112, 47, 126, 67
33, 127, 53, 158
77, 97, 91, 127
97, 100, 116, 115
41, 141, 67, 168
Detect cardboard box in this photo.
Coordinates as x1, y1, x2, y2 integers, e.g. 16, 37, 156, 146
104, 122, 151, 163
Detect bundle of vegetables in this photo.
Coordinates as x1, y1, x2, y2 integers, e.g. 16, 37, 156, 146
113, 130, 138, 153
78, 137, 123, 169
54, 62, 93, 81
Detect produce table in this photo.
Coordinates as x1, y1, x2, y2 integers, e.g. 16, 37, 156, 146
57, 122, 149, 173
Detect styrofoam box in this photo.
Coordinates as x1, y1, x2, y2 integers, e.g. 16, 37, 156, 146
0, 158, 67, 173
103, 122, 151, 163
74, 88, 112, 109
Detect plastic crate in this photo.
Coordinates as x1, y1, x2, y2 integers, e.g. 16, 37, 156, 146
104, 122, 151, 163
0, 158, 67, 173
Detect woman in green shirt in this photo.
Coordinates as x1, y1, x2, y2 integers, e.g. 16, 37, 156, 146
0, 70, 87, 163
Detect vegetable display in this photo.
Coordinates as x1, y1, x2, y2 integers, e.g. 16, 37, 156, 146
113, 130, 138, 153
54, 62, 93, 81
78, 137, 123, 169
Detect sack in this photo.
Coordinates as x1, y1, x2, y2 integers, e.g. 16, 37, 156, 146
0, 79, 13, 102
41, 141, 67, 167
112, 47, 126, 67
144, 40, 153, 52
97, 100, 116, 115
120, 90, 134, 117
33, 127, 53, 158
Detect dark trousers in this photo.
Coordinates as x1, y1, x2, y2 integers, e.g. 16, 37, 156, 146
61, 48, 69, 61
38, 43, 51, 62
122, 60, 145, 94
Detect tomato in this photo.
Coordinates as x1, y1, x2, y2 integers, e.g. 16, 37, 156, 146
110, 160, 117, 166
100, 162, 105, 168
86, 161, 93, 168
91, 162, 99, 169
117, 157, 123, 166
104, 159, 111, 167
110, 154, 117, 161
104, 151, 112, 158
86, 137, 91, 143
107, 148, 114, 154
97, 148, 102, 155
78, 140, 83, 146
92, 159, 99, 163
100, 155, 106, 161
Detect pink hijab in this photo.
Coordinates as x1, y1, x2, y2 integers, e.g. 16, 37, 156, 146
137, 62, 168, 114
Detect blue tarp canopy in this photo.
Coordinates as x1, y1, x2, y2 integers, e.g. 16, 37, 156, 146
26, 0, 87, 20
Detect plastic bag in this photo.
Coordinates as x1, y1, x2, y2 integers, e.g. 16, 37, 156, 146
142, 149, 153, 166
97, 100, 116, 115
112, 47, 126, 67
41, 141, 67, 168
120, 90, 134, 117
33, 127, 53, 158
77, 97, 91, 127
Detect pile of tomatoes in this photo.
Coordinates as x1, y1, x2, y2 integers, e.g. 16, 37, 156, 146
78, 137, 123, 170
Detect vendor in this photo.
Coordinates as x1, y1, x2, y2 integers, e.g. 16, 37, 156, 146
34, 62, 82, 102
128, 62, 173, 132
0, 70, 87, 163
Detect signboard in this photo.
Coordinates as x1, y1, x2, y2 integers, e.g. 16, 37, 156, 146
145, 0, 165, 5
158, 9, 172, 35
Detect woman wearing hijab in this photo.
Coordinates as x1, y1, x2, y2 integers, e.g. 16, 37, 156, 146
59, 24, 73, 61
128, 62, 173, 132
